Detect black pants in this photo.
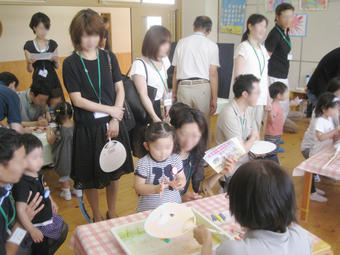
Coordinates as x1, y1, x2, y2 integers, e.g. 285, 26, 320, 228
301, 149, 316, 193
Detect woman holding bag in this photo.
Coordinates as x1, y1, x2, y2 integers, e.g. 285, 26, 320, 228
62, 9, 133, 222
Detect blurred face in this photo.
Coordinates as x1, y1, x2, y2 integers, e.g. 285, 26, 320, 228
249, 20, 267, 41
276, 10, 294, 29
33, 22, 49, 39
25, 147, 44, 173
324, 105, 339, 118
80, 33, 100, 51
31, 92, 49, 107
145, 136, 174, 162
49, 97, 63, 109
245, 82, 260, 107
176, 123, 202, 153
0, 147, 27, 184
158, 41, 171, 58
8, 82, 17, 92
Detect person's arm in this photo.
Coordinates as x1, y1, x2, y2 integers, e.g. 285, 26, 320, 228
209, 65, 218, 115
8, 123, 25, 134
233, 55, 246, 79
15, 202, 44, 243
316, 126, 340, 141
243, 132, 259, 153
167, 170, 186, 191
69, 92, 124, 120
132, 75, 161, 122
172, 67, 178, 101
134, 175, 168, 195
266, 108, 274, 123
24, 50, 36, 73
107, 80, 125, 139
193, 225, 213, 255
51, 47, 60, 69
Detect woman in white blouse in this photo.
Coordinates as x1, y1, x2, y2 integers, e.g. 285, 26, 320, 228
130, 25, 172, 122
233, 14, 270, 131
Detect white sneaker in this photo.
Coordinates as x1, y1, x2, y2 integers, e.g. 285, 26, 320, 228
316, 188, 326, 196
314, 174, 321, 183
310, 192, 327, 203
60, 190, 72, 201
72, 189, 82, 197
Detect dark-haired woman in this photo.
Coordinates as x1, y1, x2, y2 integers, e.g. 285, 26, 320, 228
62, 9, 133, 221
24, 12, 62, 92
233, 14, 270, 131
170, 103, 208, 202
130, 25, 172, 122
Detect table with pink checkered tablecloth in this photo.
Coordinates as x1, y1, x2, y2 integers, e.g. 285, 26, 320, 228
293, 144, 340, 179
68, 193, 332, 255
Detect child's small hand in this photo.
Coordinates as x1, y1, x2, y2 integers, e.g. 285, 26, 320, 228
30, 228, 44, 243
220, 158, 237, 176
166, 176, 184, 191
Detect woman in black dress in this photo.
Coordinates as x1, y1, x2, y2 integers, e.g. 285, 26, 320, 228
63, 9, 133, 221
24, 12, 63, 92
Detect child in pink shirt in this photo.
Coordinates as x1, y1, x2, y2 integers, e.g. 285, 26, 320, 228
265, 82, 288, 163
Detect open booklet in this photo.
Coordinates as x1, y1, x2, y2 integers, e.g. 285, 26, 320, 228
203, 137, 246, 173
30, 52, 54, 61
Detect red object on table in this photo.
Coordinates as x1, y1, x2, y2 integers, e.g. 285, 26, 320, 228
68, 194, 330, 255
293, 144, 340, 221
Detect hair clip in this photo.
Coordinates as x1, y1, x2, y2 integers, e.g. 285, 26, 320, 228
56, 109, 61, 113
333, 97, 340, 103
146, 123, 151, 127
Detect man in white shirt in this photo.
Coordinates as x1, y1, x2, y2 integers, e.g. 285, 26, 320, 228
172, 16, 220, 144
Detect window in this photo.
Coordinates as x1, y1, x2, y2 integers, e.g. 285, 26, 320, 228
143, 0, 175, 4
146, 16, 162, 30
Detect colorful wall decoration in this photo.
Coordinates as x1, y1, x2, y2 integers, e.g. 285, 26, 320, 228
300, 0, 327, 10
289, 13, 308, 37
220, 0, 247, 35
265, 0, 291, 12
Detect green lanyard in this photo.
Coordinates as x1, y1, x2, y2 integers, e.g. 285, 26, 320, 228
35, 39, 48, 69
239, 116, 247, 140
0, 196, 16, 233
275, 25, 292, 50
79, 51, 102, 104
149, 59, 169, 93
247, 40, 265, 77
180, 155, 192, 195
25, 92, 32, 121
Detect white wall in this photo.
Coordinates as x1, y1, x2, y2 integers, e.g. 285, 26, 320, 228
0, 5, 131, 62
181, 0, 340, 91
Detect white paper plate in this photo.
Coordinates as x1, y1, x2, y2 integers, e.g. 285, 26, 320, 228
144, 203, 196, 239
250, 141, 276, 155
99, 140, 126, 173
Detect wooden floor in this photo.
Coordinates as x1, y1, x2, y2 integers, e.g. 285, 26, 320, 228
44, 116, 340, 255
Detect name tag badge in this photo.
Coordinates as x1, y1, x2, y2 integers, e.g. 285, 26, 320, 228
38, 69, 48, 78
94, 112, 109, 119
287, 53, 293, 61
164, 92, 173, 107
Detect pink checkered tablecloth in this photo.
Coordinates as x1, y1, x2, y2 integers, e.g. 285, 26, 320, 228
293, 144, 340, 180
68, 194, 326, 255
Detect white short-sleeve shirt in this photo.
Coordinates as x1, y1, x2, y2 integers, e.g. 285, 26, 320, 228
172, 32, 220, 80
234, 41, 270, 106
310, 116, 335, 157
130, 57, 170, 101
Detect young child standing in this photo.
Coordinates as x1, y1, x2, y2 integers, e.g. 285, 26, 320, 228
12, 134, 67, 254
46, 102, 81, 200
264, 82, 288, 163
307, 93, 340, 202
134, 122, 187, 212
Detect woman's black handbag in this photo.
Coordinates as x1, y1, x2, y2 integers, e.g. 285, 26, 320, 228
105, 51, 136, 131
123, 58, 157, 123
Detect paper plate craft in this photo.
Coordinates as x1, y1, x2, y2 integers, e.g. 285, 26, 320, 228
250, 141, 276, 156
144, 203, 196, 239
99, 139, 126, 173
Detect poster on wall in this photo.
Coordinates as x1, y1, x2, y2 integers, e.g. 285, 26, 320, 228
220, 0, 246, 35
265, 0, 291, 12
289, 13, 308, 37
300, 0, 327, 10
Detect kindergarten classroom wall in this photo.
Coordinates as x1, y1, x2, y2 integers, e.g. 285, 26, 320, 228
182, 0, 340, 92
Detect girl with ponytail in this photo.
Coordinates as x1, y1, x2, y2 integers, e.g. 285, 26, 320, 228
233, 14, 270, 132
47, 102, 81, 200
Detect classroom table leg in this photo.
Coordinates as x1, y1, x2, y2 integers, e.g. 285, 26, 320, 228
300, 172, 313, 222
